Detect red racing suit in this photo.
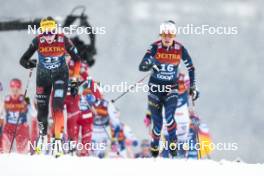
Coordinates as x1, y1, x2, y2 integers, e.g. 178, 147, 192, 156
65, 75, 102, 156
1, 95, 32, 153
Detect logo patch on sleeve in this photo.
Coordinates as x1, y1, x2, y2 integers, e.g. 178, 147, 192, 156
54, 89, 64, 97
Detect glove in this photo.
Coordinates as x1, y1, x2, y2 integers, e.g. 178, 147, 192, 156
144, 113, 151, 127
140, 58, 153, 71
86, 94, 96, 105
70, 79, 79, 96
21, 59, 37, 69
24, 96, 30, 105
190, 86, 199, 101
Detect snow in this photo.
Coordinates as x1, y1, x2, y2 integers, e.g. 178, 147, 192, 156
0, 154, 263, 176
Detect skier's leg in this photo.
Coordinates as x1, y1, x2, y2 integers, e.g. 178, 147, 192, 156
79, 117, 93, 156
91, 125, 108, 158
65, 95, 80, 142
148, 92, 163, 157
36, 68, 52, 136
65, 95, 80, 154
16, 124, 30, 154
52, 69, 69, 140
2, 124, 14, 153
164, 91, 178, 157
35, 68, 51, 153
29, 117, 38, 154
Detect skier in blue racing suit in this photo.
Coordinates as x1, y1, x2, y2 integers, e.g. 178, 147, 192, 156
139, 20, 199, 157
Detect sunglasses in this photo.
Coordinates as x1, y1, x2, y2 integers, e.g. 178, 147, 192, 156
43, 31, 56, 36
160, 33, 176, 38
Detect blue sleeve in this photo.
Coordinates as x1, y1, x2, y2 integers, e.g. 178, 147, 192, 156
139, 44, 158, 71
182, 46, 196, 87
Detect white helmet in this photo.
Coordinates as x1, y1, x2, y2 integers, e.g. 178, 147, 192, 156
159, 20, 176, 34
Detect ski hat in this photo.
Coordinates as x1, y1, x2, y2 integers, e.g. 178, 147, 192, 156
9, 78, 22, 89
40, 17, 57, 33
159, 20, 176, 35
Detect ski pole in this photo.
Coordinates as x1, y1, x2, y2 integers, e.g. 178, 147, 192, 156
111, 72, 151, 103
9, 68, 33, 153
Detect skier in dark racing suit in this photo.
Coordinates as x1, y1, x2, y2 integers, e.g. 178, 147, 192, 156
20, 17, 81, 157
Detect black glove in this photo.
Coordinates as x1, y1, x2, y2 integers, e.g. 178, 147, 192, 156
24, 96, 30, 105
21, 59, 37, 69
189, 86, 199, 101
70, 80, 79, 96
140, 58, 153, 71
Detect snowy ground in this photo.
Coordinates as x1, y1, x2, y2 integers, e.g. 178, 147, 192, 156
0, 154, 263, 176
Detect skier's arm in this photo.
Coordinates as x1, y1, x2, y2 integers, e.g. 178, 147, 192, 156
20, 38, 38, 69
64, 36, 81, 78
182, 46, 199, 101
182, 46, 196, 88
139, 44, 158, 72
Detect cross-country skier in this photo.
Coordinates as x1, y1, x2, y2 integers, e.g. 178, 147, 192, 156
90, 99, 119, 158
139, 20, 199, 157
75, 77, 102, 156
144, 72, 191, 158
64, 55, 90, 156
19, 17, 81, 157
110, 122, 138, 158
0, 79, 35, 153
81, 90, 122, 158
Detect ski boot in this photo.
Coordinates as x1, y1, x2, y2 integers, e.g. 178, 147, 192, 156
52, 139, 64, 158
35, 135, 48, 154
169, 140, 178, 158
150, 142, 159, 158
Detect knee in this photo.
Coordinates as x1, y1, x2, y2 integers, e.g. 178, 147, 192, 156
148, 99, 161, 114
53, 88, 66, 111
53, 97, 64, 111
